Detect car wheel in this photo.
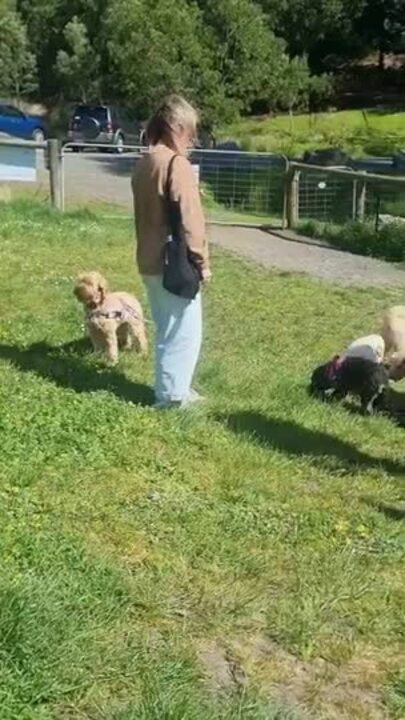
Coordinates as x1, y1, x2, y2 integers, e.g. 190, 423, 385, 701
32, 128, 45, 143
114, 133, 125, 154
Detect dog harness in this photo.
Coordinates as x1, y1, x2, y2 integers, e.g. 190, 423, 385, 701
88, 302, 144, 323
326, 355, 344, 381
89, 309, 125, 321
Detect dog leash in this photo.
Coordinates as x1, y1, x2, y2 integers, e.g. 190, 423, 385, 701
121, 302, 153, 325
89, 304, 152, 325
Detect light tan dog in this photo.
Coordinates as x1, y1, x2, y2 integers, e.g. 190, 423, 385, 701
74, 271, 148, 364
381, 306, 405, 381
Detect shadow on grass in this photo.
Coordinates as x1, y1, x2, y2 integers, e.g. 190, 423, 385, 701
0, 339, 154, 407
362, 496, 405, 521
375, 502, 405, 520
217, 411, 405, 476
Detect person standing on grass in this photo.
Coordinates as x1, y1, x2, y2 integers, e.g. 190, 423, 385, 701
132, 95, 210, 409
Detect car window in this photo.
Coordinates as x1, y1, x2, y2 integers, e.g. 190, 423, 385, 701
0, 105, 24, 118
7, 106, 24, 118
73, 106, 108, 123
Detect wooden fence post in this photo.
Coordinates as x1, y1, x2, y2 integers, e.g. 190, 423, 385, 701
352, 180, 357, 220
286, 169, 300, 228
48, 139, 62, 210
355, 179, 367, 222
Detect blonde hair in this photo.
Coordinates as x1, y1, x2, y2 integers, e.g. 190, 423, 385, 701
146, 95, 199, 146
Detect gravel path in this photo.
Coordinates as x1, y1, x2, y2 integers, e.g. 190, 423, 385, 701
35, 152, 405, 288
209, 224, 405, 288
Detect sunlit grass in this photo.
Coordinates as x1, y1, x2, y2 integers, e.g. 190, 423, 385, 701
220, 109, 405, 157
0, 199, 404, 719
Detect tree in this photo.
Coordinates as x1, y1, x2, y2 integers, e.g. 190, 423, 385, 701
18, 0, 109, 96
266, 55, 333, 120
56, 16, 100, 101
0, 0, 16, 10
276, 56, 314, 120
197, 0, 290, 112
0, 10, 37, 97
356, 0, 405, 68
260, 0, 365, 69
13, 0, 395, 122
104, 0, 230, 123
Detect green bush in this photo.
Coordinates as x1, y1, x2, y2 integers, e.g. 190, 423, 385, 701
299, 219, 405, 262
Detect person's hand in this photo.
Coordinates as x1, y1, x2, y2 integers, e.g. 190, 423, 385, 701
201, 268, 212, 284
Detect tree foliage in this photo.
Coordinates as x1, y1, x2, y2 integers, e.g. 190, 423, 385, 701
262, 0, 365, 56
17, 0, 108, 96
356, 0, 405, 66
0, 10, 37, 97
0, 0, 16, 10
7, 0, 404, 121
104, 0, 229, 122
197, 0, 288, 110
56, 16, 100, 102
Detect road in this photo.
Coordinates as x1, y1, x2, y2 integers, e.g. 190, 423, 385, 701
36, 149, 405, 289
210, 225, 405, 288
55, 148, 287, 212
44, 148, 399, 213
38, 150, 136, 210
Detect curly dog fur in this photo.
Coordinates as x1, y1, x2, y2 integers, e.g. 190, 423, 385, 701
381, 306, 405, 382
74, 271, 148, 364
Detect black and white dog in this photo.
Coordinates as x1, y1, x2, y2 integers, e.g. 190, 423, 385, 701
310, 355, 389, 415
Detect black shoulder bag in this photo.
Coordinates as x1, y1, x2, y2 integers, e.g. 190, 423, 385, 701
162, 154, 201, 300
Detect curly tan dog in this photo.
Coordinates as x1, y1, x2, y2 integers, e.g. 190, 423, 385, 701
341, 334, 385, 364
74, 271, 148, 364
381, 306, 405, 381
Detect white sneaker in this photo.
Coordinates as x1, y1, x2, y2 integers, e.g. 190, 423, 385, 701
153, 399, 181, 410
180, 390, 205, 408
153, 390, 205, 410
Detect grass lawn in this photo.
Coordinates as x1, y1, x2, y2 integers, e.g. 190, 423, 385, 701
297, 219, 405, 263
220, 109, 405, 158
0, 200, 404, 720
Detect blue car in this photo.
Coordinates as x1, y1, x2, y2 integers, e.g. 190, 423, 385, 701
0, 104, 47, 142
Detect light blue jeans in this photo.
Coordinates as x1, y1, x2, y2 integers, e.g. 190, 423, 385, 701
143, 276, 202, 404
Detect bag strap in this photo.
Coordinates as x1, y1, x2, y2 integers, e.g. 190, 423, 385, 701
165, 153, 180, 203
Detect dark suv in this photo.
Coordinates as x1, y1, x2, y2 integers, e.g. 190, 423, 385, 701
68, 104, 143, 152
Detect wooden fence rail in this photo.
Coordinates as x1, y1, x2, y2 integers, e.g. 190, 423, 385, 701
284, 161, 405, 228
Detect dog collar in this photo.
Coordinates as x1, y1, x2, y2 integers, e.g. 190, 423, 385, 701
327, 355, 344, 380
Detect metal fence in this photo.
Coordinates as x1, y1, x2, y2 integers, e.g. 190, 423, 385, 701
61, 142, 144, 215
0, 138, 404, 231
286, 162, 405, 228
190, 149, 287, 224
60, 143, 288, 224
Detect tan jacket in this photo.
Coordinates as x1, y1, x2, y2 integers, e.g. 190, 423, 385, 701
132, 143, 209, 276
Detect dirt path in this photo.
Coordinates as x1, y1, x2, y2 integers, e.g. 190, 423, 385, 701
35, 152, 405, 289
209, 224, 405, 288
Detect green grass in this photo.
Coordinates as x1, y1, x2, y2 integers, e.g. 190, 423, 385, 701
220, 109, 405, 158
202, 183, 280, 225
299, 218, 405, 262
0, 199, 404, 719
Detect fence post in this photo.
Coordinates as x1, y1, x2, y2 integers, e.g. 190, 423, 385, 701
286, 169, 300, 228
352, 180, 357, 220
48, 139, 62, 210
355, 179, 367, 222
